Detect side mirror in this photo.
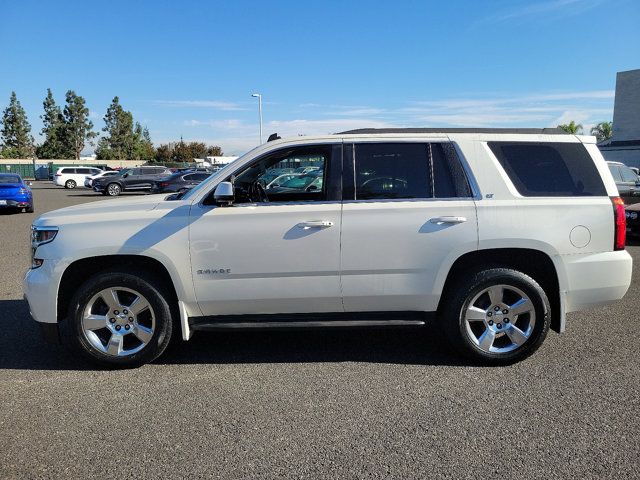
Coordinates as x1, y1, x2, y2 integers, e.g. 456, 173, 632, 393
214, 181, 234, 205
123, 173, 129, 178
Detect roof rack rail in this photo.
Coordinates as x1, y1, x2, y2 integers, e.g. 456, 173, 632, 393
337, 127, 568, 135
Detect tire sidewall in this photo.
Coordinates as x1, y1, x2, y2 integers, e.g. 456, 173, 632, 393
65, 180, 76, 189
61, 271, 173, 368
446, 269, 550, 365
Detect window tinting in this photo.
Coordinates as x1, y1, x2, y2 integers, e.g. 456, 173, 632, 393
488, 142, 606, 197
432, 143, 472, 198
76, 168, 91, 174
355, 143, 431, 200
61, 168, 75, 174
353, 142, 471, 200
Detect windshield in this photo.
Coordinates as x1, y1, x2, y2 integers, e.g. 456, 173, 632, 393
0, 175, 21, 184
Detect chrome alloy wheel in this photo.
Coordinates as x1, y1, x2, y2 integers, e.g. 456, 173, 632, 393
463, 284, 536, 354
107, 183, 121, 196
81, 287, 155, 357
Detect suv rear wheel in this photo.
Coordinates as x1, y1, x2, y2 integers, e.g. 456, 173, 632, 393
60, 270, 173, 367
443, 268, 550, 365
106, 183, 122, 196
65, 179, 76, 189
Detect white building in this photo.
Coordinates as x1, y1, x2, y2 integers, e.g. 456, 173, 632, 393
599, 68, 640, 167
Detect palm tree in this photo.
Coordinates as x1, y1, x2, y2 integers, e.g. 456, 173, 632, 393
590, 121, 613, 142
558, 121, 583, 134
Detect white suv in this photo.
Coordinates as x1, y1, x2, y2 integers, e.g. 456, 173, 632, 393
53, 166, 103, 189
25, 128, 632, 367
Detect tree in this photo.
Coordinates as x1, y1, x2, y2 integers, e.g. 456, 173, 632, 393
133, 123, 155, 160
96, 96, 134, 160
590, 121, 613, 142
155, 143, 173, 163
187, 141, 207, 159
206, 145, 223, 156
36, 88, 73, 159
63, 90, 96, 160
0, 91, 34, 158
172, 137, 192, 162
558, 121, 583, 134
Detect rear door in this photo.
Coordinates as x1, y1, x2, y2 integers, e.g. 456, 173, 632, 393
340, 141, 478, 312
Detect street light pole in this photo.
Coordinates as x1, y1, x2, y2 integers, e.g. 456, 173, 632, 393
251, 93, 263, 144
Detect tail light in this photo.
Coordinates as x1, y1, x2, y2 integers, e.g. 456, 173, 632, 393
54, 173, 61, 177
160, 182, 169, 187
612, 196, 626, 251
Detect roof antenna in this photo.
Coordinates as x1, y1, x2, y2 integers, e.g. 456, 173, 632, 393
267, 133, 281, 142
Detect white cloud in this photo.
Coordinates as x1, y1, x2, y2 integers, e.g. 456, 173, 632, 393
479, 0, 606, 24
155, 100, 247, 111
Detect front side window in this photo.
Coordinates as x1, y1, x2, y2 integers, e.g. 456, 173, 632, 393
231, 146, 331, 203
620, 166, 638, 183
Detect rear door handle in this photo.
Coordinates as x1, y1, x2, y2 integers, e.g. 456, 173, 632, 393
429, 216, 467, 224
300, 220, 334, 229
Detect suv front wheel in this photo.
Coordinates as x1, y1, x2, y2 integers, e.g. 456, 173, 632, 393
106, 183, 122, 196
60, 270, 174, 367
443, 268, 550, 365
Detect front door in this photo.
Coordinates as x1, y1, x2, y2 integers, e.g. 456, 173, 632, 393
189, 143, 344, 316
340, 141, 479, 312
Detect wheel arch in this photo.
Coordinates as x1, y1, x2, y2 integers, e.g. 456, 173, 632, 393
57, 255, 181, 331
437, 248, 562, 333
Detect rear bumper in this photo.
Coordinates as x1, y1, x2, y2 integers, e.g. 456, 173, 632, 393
0, 198, 32, 208
562, 250, 632, 313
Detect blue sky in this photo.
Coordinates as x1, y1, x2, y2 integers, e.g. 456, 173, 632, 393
1, 0, 639, 155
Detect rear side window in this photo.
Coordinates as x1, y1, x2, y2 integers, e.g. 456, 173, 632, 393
76, 168, 91, 174
353, 142, 471, 200
608, 165, 623, 181
488, 142, 607, 197
61, 168, 75, 174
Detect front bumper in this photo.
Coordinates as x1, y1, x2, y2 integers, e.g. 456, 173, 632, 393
23, 259, 65, 325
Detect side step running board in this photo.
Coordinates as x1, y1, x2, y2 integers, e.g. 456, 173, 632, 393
190, 319, 426, 331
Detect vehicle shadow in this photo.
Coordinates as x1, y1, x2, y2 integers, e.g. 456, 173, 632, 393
0, 298, 471, 370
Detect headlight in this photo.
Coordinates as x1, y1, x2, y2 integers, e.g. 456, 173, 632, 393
31, 226, 58, 269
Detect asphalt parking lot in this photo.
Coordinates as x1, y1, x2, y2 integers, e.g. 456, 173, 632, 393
1, 183, 639, 479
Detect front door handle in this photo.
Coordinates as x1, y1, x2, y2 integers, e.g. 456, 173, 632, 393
300, 220, 334, 229
429, 216, 467, 224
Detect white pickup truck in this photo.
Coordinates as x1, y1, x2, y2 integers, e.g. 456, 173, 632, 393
24, 128, 632, 367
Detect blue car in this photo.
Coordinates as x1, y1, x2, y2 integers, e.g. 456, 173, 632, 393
0, 173, 34, 213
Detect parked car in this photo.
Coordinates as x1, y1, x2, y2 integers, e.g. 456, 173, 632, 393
0, 173, 33, 212
625, 203, 640, 236
25, 128, 632, 368
606, 161, 640, 198
84, 170, 119, 188
294, 166, 321, 174
92, 166, 173, 196
266, 172, 323, 194
150, 171, 212, 194
54, 167, 103, 189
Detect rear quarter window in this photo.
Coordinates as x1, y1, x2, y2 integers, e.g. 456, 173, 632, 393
488, 142, 607, 197
61, 168, 75, 174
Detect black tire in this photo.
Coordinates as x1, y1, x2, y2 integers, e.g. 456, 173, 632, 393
26, 203, 34, 213
60, 270, 174, 368
65, 179, 76, 189
442, 268, 550, 365
106, 183, 122, 196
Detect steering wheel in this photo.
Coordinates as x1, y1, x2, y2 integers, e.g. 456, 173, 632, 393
248, 181, 269, 203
